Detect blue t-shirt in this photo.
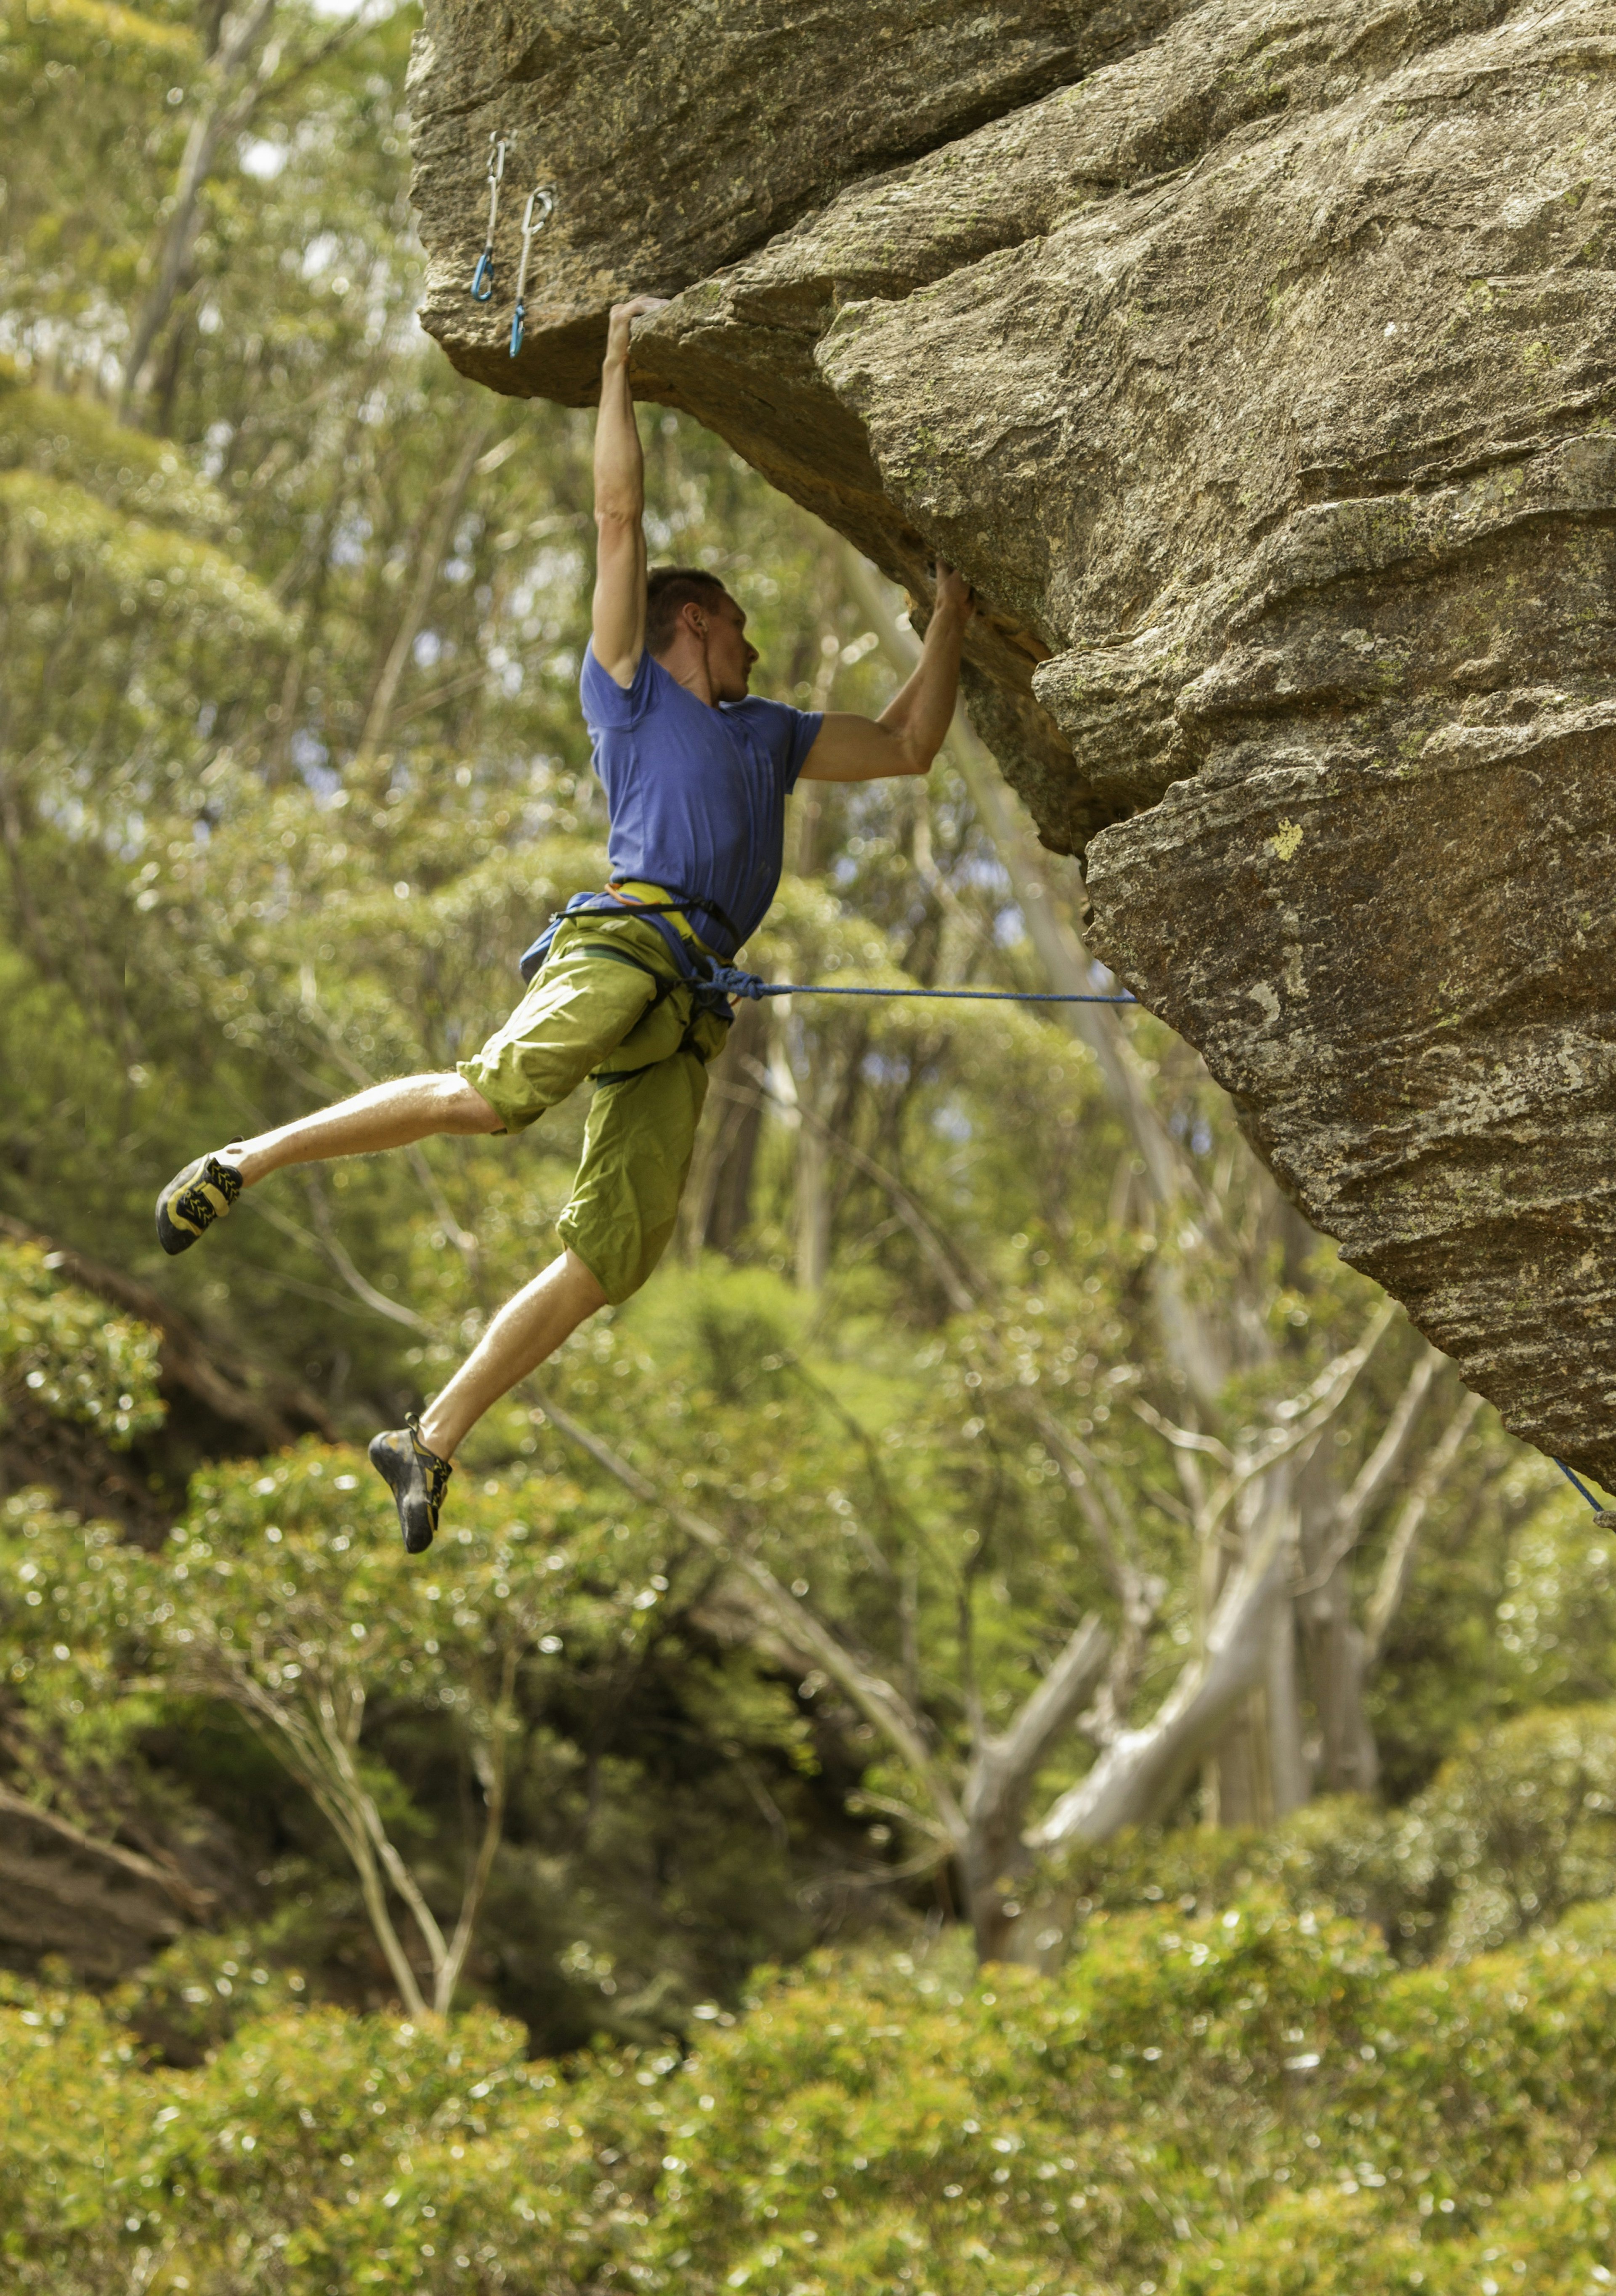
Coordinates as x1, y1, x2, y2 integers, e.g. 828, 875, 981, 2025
579, 645, 822, 958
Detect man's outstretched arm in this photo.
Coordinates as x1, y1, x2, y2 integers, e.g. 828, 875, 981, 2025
799, 564, 974, 782
592, 296, 666, 689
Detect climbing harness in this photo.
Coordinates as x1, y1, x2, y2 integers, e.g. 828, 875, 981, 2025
1553, 1455, 1616, 1528
520, 889, 745, 1002
519, 889, 1137, 1022
509, 183, 555, 357
470, 133, 507, 301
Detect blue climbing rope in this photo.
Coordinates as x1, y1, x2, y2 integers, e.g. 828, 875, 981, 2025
521, 895, 1140, 1008
1554, 1455, 1616, 1522
712, 974, 1135, 1005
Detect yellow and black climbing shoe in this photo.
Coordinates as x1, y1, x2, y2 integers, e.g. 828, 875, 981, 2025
368, 1415, 453, 1555
155, 1151, 245, 1256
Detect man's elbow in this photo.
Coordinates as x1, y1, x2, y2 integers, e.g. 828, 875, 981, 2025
896, 734, 938, 779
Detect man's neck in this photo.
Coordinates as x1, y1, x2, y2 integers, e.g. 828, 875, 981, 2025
653, 640, 719, 708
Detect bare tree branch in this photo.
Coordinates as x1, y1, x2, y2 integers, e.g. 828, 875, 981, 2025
435, 1645, 517, 2013
121, 0, 283, 415
241, 1191, 431, 1332
121, 0, 398, 416
1029, 1498, 1294, 1847
532, 1385, 968, 1846
1190, 1300, 1400, 1550
1362, 1391, 1484, 1668
1294, 1345, 1444, 1595
354, 416, 494, 767
963, 1613, 1110, 1838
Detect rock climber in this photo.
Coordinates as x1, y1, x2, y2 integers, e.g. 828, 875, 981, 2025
154, 294, 975, 1554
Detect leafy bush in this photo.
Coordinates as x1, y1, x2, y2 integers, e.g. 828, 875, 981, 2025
1412, 1704, 1616, 1957
1033, 1701, 1616, 1969
8, 1897, 1616, 2292
0, 1236, 162, 1444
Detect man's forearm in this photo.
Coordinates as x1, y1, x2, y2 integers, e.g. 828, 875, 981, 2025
879, 600, 968, 771
594, 332, 644, 524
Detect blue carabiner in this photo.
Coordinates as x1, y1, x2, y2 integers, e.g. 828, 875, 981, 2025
470, 132, 507, 303
507, 184, 553, 359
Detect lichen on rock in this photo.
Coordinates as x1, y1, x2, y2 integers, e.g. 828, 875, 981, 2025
409, 0, 1616, 1482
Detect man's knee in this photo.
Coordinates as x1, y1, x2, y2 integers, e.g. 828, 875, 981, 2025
560, 1248, 609, 1314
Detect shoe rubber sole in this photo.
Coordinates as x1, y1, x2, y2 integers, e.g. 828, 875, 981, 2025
155, 1151, 243, 1256
369, 1420, 453, 1555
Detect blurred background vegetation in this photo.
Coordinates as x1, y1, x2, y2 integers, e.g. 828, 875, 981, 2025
3, 1, 1615, 2287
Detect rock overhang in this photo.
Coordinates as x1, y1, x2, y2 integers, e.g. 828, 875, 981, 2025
409, 0, 1616, 1483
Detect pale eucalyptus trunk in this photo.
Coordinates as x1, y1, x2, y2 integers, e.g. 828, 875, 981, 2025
846, 554, 1469, 1841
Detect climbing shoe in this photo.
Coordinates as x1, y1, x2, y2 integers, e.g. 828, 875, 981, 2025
155, 1150, 245, 1256
368, 1415, 453, 1555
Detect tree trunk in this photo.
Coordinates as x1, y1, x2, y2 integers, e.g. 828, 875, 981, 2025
700, 1000, 770, 1255
354, 416, 492, 769
1204, 1690, 1273, 1828
120, 0, 282, 420
1031, 1518, 1289, 1847
795, 1121, 830, 1290
1308, 1594, 1379, 1796
1265, 1593, 1312, 1815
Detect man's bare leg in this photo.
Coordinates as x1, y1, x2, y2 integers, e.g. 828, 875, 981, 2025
372, 1248, 607, 1551
157, 1072, 507, 1258
417, 1248, 607, 1459
229, 1072, 503, 1185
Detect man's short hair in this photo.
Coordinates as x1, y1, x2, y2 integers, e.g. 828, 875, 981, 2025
646, 566, 729, 656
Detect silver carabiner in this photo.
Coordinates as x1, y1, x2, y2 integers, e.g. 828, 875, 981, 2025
509, 184, 555, 357
470, 132, 508, 301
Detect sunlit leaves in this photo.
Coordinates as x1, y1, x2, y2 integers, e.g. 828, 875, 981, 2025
0, 1237, 162, 1442
0, 365, 226, 528
5, 1900, 1616, 2291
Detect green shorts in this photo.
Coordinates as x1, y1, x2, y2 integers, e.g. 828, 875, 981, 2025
456, 913, 731, 1305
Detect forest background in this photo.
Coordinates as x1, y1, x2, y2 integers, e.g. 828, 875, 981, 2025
4, 3, 1616, 2290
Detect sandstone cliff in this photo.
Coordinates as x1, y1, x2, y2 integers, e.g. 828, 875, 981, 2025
408, 0, 1616, 1485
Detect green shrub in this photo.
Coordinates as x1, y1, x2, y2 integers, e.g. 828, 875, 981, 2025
0, 1237, 162, 1444
1033, 1705, 1616, 1971
1412, 1704, 1616, 1958
1193, 2163, 1616, 2295
8, 1895, 1616, 2292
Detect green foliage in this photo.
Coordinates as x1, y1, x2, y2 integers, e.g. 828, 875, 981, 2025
0, 1235, 162, 1442
7, 1898, 1616, 2290
3, 0, 1612, 2180
1414, 1704, 1616, 1956
0, 1450, 851, 2038
0, 371, 226, 529
1032, 1703, 1616, 1966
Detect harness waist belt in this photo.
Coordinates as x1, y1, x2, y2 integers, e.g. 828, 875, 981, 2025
517, 889, 744, 1027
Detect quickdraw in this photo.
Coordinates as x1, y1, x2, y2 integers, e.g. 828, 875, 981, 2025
470, 132, 507, 301
510, 183, 555, 357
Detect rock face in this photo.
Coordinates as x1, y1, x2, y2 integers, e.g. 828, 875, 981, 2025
409, 0, 1616, 1483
